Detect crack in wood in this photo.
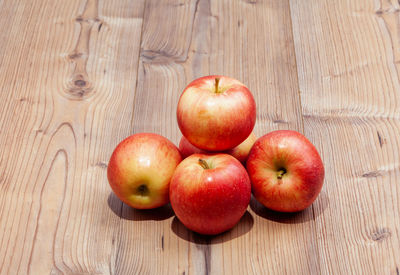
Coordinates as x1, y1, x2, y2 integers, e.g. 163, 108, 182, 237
140, 49, 187, 64
204, 244, 211, 275
375, 7, 400, 15
273, 119, 288, 124
370, 227, 391, 242
193, 235, 211, 275
377, 131, 384, 147
362, 170, 382, 178
95, 162, 107, 169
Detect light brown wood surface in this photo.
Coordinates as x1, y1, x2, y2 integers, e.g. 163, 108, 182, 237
0, 0, 399, 274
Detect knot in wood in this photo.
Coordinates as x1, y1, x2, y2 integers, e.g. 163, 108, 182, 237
74, 79, 86, 87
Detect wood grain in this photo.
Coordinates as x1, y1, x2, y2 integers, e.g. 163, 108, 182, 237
127, 0, 319, 274
204, 1, 320, 275
290, 0, 400, 274
0, 0, 145, 274
0, 0, 400, 274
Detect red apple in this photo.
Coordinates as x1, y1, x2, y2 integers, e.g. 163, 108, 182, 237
177, 75, 256, 151
179, 132, 257, 164
225, 132, 257, 163
178, 135, 208, 157
170, 154, 251, 235
247, 130, 324, 212
107, 133, 182, 209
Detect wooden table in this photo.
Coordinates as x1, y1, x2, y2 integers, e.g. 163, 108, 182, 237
1, 0, 399, 274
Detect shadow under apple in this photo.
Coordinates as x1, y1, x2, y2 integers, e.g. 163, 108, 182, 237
107, 192, 174, 221
171, 210, 254, 244
249, 192, 329, 224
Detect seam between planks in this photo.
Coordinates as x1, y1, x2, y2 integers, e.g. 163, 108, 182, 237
130, 0, 148, 133
109, 1, 147, 274
287, 1, 322, 275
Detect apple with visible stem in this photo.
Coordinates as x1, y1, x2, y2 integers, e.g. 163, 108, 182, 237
246, 130, 324, 212
107, 133, 182, 209
179, 132, 257, 164
177, 75, 256, 151
170, 153, 251, 235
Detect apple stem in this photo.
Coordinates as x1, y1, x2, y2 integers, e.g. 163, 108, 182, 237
277, 169, 286, 180
214, 77, 220, 93
198, 158, 210, 169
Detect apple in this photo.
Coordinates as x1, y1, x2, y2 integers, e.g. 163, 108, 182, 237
177, 75, 256, 151
246, 130, 324, 212
179, 132, 257, 164
107, 133, 182, 209
178, 135, 207, 157
170, 153, 251, 235
225, 132, 257, 163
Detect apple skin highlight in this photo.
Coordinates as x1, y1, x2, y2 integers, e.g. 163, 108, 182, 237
107, 133, 182, 209
247, 130, 324, 212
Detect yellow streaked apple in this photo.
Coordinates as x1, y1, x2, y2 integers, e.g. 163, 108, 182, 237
177, 75, 256, 151
107, 133, 182, 209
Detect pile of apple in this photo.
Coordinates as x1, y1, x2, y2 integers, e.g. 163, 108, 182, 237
107, 75, 324, 235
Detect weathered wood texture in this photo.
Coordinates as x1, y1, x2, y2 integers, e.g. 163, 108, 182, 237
0, 0, 399, 274
290, 1, 400, 274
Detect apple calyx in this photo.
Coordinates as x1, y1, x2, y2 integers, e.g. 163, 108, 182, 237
276, 168, 287, 180
198, 158, 210, 169
214, 77, 221, 93
136, 184, 149, 196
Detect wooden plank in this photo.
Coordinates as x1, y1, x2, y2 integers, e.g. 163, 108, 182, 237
0, 0, 144, 274
114, 1, 200, 274
3, 0, 399, 274
124, 0, 320, 274
290, 0, 400, 274
205, 2, 320, 274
